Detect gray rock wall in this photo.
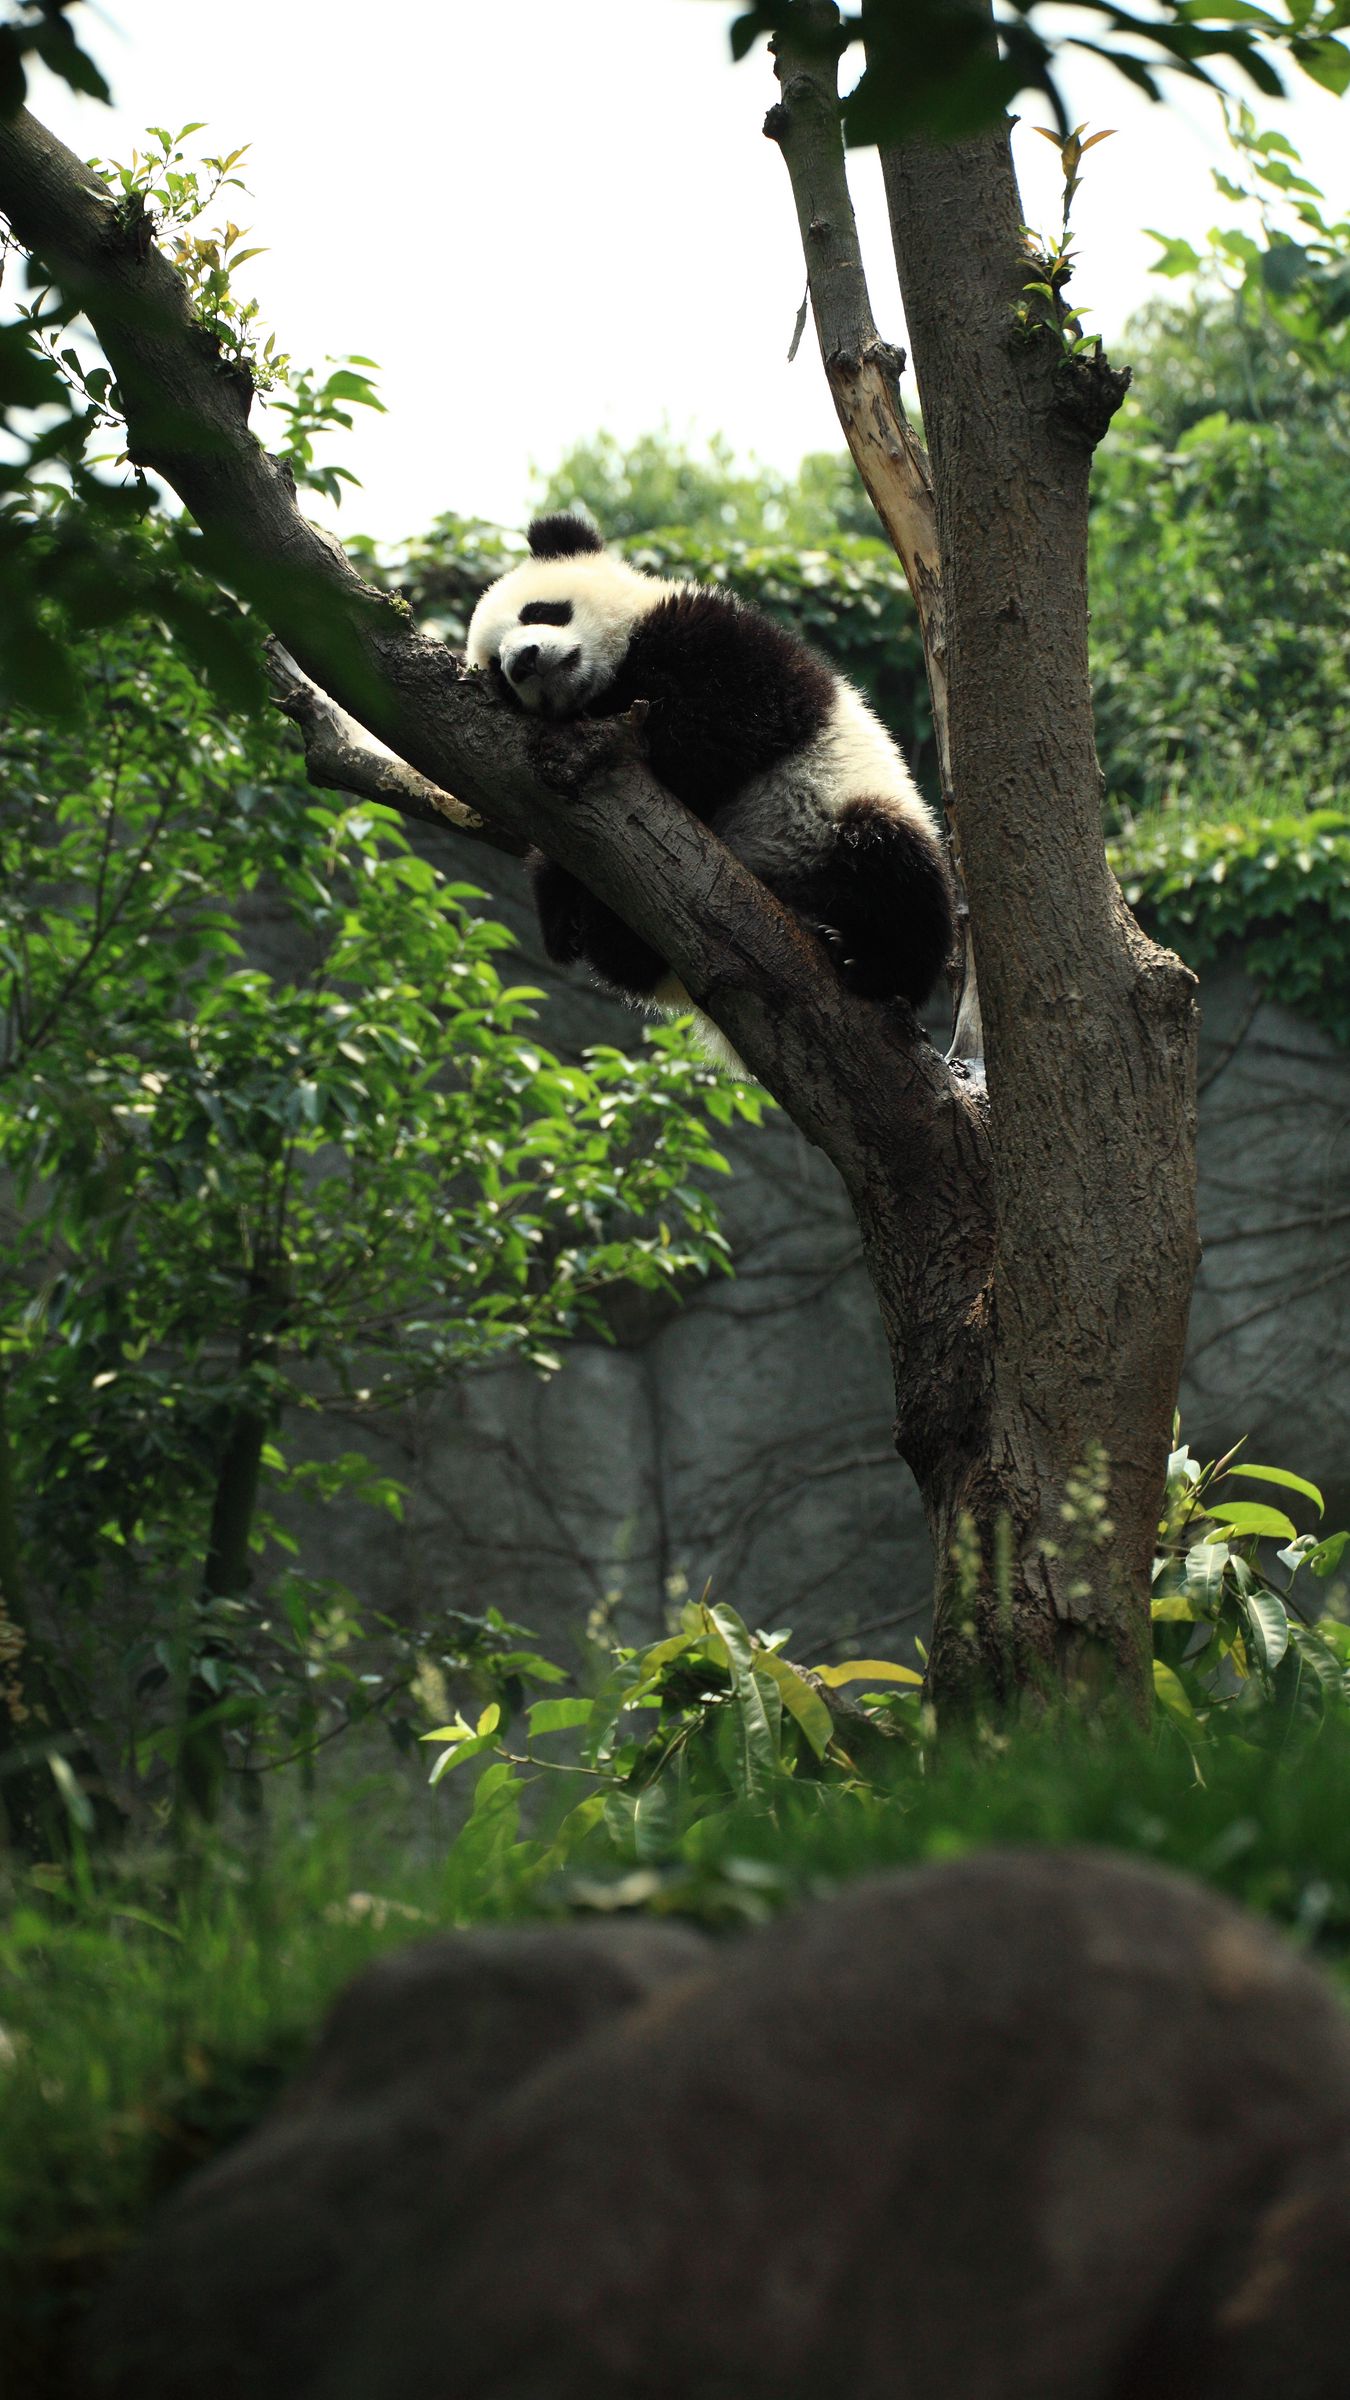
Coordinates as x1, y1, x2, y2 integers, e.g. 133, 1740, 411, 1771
287, 826, 1350, 1669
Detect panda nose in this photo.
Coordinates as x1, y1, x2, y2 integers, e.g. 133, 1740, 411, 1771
511, 643, 540, 681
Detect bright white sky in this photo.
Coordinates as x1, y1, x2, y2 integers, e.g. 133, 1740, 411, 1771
24, 0, 1350, 548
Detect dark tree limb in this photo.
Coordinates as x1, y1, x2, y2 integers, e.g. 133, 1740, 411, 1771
0, 100, 996, 1501
864, 0, 1199, 1705
765, 1, 983, 1062
265, 639, 526, 853
765, 6, 949, 791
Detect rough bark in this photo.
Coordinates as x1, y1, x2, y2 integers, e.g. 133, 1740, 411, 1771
264, 641, 526, 851
0, 54, 1198, 1716
764, 0, 1199, 1708
880, 7, 1199, 1701
765, 5, 985, 1060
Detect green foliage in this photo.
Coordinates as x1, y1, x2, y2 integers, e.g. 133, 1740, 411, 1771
1151, 1436, 1350, 1729
421, 1596, 926, 1892
88, 124, 285, 391
0, 119, 382, 720
1113, 806, 1350, 1042
1091, 405, 1350, 800
534, 428, 880, 548
0, 558, 747, 1814
1015, 123, 1116, 361
1145, 104, 1350, 391
1093, 121, 1350, 804
408, 1424, 1350, 1910
0, 0, 110, 117
725, 1, 1349, 146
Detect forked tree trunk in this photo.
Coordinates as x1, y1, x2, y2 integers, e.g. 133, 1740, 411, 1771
0, 48, 1198, 1723
774, 1, 1200, 1708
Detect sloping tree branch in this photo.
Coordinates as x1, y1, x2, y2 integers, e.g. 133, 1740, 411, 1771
765, 7, 948, 789
766, 0, 984, 1059
0, 100, 995, 1495
264, 640, 525, 852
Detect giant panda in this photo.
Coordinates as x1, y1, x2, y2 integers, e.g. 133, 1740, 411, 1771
465, 513, 955, 1066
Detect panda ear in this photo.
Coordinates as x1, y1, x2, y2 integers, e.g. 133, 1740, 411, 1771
527, 513, 605, 560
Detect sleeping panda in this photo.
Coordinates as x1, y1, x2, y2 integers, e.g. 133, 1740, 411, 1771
465, 513, 955, 1065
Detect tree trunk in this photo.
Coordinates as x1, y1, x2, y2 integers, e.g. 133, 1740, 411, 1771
876, 28, 1199, 1705
0, 74, 1199, 1721
175, 1254, 287, 1822
774, 2, 1200, 1709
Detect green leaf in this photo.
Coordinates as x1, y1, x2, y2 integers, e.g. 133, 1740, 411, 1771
1225, 1463, 1324, 1514
707, 1604, 778, 1810
1152, 1658, 1196, 1721
526, 1696, 592, 1737
469, 1758, 517, 1812
752, 1650, 834, 1759
1243, 1587, 1290, 1673
1204, 1502, 1299, 1542
427, 1728, 497, 1787
1146, 229, 1204, 278
1289, 1624, 1346, 1698
1298, 35, 1350, 95
632, 1779, 676, 1860
1309, 1531, 1349, 1579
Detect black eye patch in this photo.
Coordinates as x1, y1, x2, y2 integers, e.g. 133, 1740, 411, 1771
518, 600, 573, 627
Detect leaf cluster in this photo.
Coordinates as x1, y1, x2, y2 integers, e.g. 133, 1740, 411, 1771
1146, 104, 1350, 385
1114, 807, 1350, 1043
725, 0, 1349, 146
420, 1594, 927, 1909
1151, 1436, 1350, 1732
0, 0, 109, 117
0, 565, 749, 1807
86, 123, 283, 389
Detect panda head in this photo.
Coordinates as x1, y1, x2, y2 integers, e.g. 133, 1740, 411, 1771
465, 514, 668, 719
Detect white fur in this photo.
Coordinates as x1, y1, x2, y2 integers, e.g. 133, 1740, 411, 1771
467, 553, 672, 716
466, 544, 946, 1077
716, 680, 933, 886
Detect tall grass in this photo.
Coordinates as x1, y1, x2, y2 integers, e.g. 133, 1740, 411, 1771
5, 1715, 1350, 2388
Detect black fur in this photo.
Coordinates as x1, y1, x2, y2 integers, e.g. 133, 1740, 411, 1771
527, 513, 604, 560
480, 538, 956, 1026
518, 600, 574, 626
597, 587, 835, 817
772, 798, 954, 1007
531, 857, 666, 997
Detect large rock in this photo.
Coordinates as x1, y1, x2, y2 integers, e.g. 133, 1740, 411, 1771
85, 1918, 709, 2400
88, 1853, 1350, 2398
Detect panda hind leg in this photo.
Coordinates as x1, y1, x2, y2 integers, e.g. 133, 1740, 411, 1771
785, 798, 955, 1011
529, 856, 667, 1001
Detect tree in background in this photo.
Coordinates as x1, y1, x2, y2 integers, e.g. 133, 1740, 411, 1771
0, 541, 746, 1835
1089, 114, 1350, 807
1, 0, 1347, 1728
